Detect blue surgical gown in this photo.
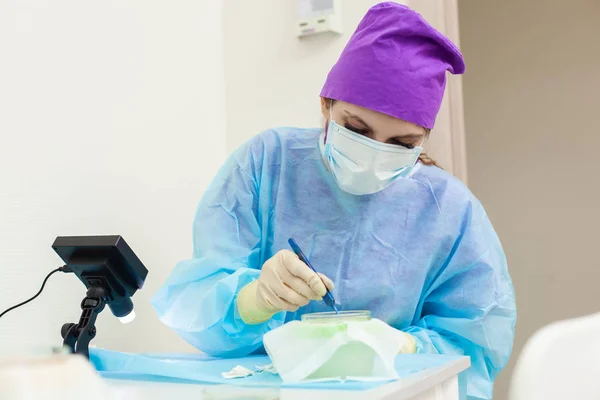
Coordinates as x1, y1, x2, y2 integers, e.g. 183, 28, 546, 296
152, 128, 516, 400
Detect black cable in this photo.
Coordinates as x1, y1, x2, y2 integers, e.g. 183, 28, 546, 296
0, 266, 70, 320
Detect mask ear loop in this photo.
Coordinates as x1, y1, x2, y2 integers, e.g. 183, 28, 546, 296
417, 131, 428, 148
324, 100, 334, 144
412, 134, 428, 167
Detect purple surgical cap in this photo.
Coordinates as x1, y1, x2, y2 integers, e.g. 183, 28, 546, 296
320, 2, 465, 129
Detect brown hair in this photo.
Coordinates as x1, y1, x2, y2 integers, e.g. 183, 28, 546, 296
324, 99, 439, 167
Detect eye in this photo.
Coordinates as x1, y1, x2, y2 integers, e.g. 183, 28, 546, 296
344, 123, 369, 136
391, 139, 415, 149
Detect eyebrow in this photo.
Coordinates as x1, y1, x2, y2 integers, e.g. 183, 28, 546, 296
343, 110, 426, 139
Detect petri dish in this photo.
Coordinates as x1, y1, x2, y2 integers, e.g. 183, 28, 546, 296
301, 310, 371, 323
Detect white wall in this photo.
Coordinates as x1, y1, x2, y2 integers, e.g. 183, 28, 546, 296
0, 0, 226, 353
223, 0, 391, 151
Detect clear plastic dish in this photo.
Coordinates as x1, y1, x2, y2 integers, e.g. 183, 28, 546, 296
301, 310, 371, 323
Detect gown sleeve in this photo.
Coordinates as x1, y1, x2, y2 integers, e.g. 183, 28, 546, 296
402, 199, 517, 400
151, 138, 286, 357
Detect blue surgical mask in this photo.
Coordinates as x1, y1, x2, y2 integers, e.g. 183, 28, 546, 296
319, 110, 423, 196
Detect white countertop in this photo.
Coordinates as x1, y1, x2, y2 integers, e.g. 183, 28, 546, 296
105, 356, 470, 400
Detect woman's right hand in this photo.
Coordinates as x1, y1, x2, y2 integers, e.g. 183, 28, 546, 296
237, 250, 334, 324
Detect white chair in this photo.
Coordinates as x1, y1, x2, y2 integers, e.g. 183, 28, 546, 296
509, 312, 600, 400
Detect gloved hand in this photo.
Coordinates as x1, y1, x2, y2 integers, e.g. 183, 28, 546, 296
237, 250, 335, 324
397, 331, 417, 354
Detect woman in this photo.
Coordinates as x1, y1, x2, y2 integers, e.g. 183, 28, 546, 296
153, 3, 516, 400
